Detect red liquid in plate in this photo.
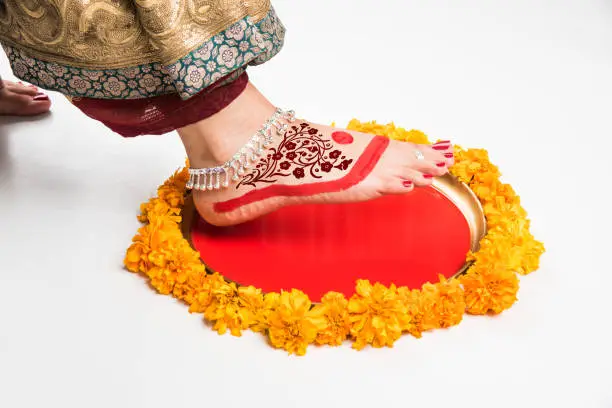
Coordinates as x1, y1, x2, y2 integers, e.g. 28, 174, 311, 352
191, 187, 471, 301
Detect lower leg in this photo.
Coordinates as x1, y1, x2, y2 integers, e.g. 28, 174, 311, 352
177, 82, 276, 168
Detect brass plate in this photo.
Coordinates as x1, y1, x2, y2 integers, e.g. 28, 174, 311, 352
181, 173, 486, 280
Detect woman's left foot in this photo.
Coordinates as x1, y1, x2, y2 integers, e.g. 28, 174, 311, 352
0, 80, 51, 116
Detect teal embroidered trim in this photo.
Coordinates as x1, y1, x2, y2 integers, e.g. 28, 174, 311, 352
2, 7, 285, 100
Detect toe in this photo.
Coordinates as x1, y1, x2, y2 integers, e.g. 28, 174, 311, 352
0, 93, 51, 116
28, 96, 52, 115
6, 81, 39, 96
397, 168, 435, 187
432, 141, 455, 167
442, 151, 455, 167
405, 143, 449, 176
383, 178, 415, 195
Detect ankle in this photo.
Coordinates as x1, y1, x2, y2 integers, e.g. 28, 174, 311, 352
178, 82, 276, 168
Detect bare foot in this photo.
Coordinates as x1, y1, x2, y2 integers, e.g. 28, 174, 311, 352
0, 80, 51, 116
178, 83, 453, 226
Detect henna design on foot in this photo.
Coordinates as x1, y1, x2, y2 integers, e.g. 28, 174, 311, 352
214, 136, 390, 213
237, 123, 354, 189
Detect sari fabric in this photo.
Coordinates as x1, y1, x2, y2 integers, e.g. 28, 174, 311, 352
0, 0, 285, 135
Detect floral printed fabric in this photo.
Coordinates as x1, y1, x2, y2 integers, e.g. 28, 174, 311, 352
2, 7, 285, 100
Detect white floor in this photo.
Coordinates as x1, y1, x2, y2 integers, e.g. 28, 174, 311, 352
1, 1, 611, 407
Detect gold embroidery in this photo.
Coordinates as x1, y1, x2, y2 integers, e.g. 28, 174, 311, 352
0, 0, 271, 68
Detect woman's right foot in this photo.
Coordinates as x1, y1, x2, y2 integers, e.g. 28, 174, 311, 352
0, 80, 51, 116
178, 83, 454, 227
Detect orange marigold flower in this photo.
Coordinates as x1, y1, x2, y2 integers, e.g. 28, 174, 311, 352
516, 233, 545, 275
348, 280, 411, 350
460, 264, 519, 315
172, 266, 207, 305
422, 275, 465, 329
163, 242, 206, 302
267, 289, 327, 356
237, 285, 265, 326
123, 215, 182, 275
203, 277, 252, 337
124, 241, 149, 273
451, 148, 500, 185
346, 119, 431, 144
138, 198, 181, 224
397, 287, 437, 338
158, 185, 185, 209
251, 292, 280, 333
472, 231, 522, 275
188, 273, 224, 314
147, 266, 175, 295
312, 292, 351, 346
483, 197, 527, 230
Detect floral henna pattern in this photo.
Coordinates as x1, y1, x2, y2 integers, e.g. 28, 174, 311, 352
237, 123, 354, 189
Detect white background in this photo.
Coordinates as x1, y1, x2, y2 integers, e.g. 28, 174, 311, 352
1, 0, 611, 407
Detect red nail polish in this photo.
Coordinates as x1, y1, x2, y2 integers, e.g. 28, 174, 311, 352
444, 153, 454, 158
433, 145, 449, 151
33, 95, 49, 101
402, 180, 413, 187
423, 174, 433, 179
434, 140, 450, 145
436, 162, 446, 167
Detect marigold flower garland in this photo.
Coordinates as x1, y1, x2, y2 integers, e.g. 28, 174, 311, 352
124, 120, 544, 355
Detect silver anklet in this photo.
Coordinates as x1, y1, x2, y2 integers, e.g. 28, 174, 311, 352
186, 108, 296, 191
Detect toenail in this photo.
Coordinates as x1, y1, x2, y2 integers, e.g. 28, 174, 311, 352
402, 180, 413, 187
433, 145, 449, 151
436, 162, 446, 167
444, 153, 454, 158
434, 140, 450, 144
423, 174, 433, 179
33, 95, 49, 101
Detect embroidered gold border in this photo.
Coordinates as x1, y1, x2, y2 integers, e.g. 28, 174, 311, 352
0, 0, 271, 69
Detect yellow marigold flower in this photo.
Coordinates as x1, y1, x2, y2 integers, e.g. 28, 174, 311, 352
397, 287, 437, 338
312, 292, 351, 346
172, 266, 207, 305
158, 189, 184, 209
237, 285, 264, 326
147, 266, 175, 295
404, 129, 430, 144
138, 198, 181, 224
346, 119, 391, 136
460, 264, 519, 315
251, 292, 280, 333
124, 241, 149, 273
124, 217, 180, 274
348, 280, 411, 350
451, 148, 500, 185
472, 232, 522, 275
203, 278, 252, 337
148, 240, 205, 301
267, 289, 327, 356
515, 233, 545, 275
483, 197, 527, 230
422, 275, 465, 329
346, 119, 431, 144
188, 273, 224, 313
